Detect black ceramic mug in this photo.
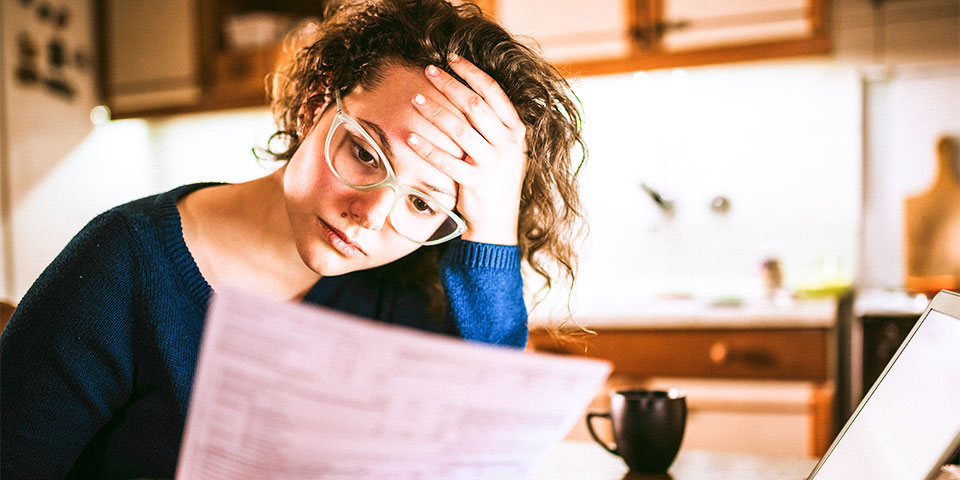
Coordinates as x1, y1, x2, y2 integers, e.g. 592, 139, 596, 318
585, 389, 687, 474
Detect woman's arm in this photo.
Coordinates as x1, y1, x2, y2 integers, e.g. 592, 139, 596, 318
439, 239, 527, 348
0, 211, 139, 479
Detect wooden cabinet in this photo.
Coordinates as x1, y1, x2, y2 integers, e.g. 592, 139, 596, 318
97, 0, 325, 118
530, 327, 830, 381
658, 0, 822, 51
494, 0, 830, 76
207, 46, 283, 110
97, 0, 204, 115
97, 0, 830, 117
496, 0, 634, 63
529, 326, 830, 381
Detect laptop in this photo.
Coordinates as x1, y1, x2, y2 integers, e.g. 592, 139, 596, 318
807, 290, 960, 480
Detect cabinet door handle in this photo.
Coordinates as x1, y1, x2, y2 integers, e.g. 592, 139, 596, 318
709, 341, 776, 369
708, 341, 729, 364
655, 20, 691, 34
630, 0, 691, 47
631, 0, 656, 47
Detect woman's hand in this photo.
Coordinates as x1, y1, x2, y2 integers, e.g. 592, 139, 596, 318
407, 54, 526, 246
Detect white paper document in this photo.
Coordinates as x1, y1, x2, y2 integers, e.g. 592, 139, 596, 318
176, 287, 611, 479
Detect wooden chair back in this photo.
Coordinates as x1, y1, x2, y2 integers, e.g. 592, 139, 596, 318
1, 300, 16, 333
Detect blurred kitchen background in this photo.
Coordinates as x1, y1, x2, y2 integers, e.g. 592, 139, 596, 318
1, 0, 958, 460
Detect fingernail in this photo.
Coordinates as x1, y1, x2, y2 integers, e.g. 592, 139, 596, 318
426, 65, 440, 76
413, 93, 426, 105
448, 53, 460, 63
407, 133, 420, 146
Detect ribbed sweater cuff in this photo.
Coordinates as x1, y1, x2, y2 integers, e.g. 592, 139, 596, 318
444, 240, 520, 269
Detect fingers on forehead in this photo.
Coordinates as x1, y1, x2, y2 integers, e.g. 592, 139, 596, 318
408, 110, 464, 159
426, 89, 468, 121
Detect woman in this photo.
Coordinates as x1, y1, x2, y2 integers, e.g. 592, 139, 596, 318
0, 0, 585, 478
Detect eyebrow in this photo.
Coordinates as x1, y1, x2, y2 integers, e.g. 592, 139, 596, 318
358, 117, 458, 201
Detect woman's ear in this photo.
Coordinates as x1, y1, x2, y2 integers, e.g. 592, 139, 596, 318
296, 91, 330, 136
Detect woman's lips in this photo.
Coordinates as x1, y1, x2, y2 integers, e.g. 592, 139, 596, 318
318, 219, 366, 257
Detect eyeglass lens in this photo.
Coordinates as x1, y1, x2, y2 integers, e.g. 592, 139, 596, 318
327, 119, 460, 243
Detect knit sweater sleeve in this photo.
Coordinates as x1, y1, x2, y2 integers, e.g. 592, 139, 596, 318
0, 210, 140, 479
438, 239, 528, 348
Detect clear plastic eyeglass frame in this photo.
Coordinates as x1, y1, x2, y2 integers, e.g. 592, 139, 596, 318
323, 90, 467, 246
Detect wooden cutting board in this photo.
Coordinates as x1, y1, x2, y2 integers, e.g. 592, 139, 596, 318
904, 135, 960, 294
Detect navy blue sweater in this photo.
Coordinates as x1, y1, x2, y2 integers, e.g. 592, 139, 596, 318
0, 183, 527, 479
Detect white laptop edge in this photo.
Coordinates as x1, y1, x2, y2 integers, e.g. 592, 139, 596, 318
806, 289, 960, 480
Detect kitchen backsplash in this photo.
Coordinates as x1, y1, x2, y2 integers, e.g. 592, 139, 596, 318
552, 60, 862, 315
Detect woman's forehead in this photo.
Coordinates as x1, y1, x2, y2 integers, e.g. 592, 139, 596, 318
340, 88, 458, 200
349, 64, 463, 118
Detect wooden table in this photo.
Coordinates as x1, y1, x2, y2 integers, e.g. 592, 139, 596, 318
528, 441, 819, 480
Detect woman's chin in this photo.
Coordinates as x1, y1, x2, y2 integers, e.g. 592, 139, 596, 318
303, 252, 353, 277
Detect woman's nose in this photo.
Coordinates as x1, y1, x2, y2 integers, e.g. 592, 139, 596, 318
349, 186, 395, 231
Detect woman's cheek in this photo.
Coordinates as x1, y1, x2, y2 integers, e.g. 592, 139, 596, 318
282, 157, 309, 200
284, 157, 333, 211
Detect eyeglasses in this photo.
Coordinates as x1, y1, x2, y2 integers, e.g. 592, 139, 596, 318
323, 91, 467, 246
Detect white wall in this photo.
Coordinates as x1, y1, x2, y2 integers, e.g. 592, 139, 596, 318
4, 107, 275, 300
145, 109, 277, 190
543, 61, 862, 316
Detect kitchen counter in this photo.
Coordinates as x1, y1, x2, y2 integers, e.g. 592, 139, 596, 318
526, 296, 841, 457
529, 297, 838, 330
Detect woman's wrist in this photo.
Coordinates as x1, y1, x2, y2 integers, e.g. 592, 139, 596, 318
444, 238, 520, 269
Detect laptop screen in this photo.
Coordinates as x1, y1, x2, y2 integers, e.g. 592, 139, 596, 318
809, 296, 960, 479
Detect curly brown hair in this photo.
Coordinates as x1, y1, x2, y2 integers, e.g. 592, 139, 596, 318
265, 0, 586, 321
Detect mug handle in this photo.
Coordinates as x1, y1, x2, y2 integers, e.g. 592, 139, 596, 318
585, 412, 618, 455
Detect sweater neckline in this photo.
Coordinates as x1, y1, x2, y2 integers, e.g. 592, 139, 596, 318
157, 183, 223, 307
155, 182, 335, 308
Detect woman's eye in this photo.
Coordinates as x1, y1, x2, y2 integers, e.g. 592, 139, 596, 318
351, 140, 380, 168
409, 196, 436, 215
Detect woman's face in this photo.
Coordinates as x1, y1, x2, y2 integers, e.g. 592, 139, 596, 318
283, 64, 462, 276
